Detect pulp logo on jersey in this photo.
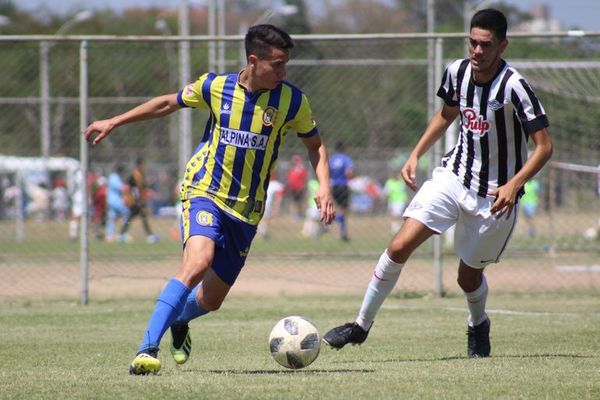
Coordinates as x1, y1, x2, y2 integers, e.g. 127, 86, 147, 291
196, 211, 213, 226
221, 102, 232, 115
220, 128, 268, 150
463, 108, 490, 136
262, 106, 277, 126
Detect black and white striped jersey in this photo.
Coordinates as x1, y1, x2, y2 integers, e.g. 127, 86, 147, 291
437, 58, 549, 199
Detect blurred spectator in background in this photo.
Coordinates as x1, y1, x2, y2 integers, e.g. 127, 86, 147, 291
26, 182, 49, 222
106, 164, 129, 243
121, 157, 159, 243
521, 178, 540, 238
286, 154, 308, 219
51, 178, 69, 221
91, 176, 107, 240
329, 141, 353, 241
2, 177, 21, 219
69, 169, 84, 240
301, 177, 326, 238
383, 172, 408, 235
257, 173, 285, 239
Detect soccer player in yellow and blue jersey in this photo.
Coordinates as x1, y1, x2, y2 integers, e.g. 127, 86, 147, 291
85, 24, 336, 375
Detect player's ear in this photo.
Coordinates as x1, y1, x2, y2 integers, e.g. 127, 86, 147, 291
499, 38, 508, 53
247, 53, 259, 67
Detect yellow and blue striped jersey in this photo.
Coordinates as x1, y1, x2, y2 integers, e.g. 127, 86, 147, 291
177, 72, 318, 225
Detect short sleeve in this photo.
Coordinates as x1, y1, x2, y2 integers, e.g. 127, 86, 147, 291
177, 73, 212, 110
288, 93, 318, 138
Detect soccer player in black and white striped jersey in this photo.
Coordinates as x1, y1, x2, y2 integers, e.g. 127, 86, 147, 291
324, 8, 553, 358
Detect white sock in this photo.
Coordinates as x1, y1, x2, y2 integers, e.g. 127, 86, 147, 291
69, 219, 78, 239
464, 274, 488, 327
355, 250, 404, 331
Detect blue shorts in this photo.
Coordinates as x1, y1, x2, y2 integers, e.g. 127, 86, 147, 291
180, 197, 257, 286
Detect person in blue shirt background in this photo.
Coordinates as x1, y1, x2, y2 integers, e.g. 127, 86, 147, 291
329, 141, 353, 241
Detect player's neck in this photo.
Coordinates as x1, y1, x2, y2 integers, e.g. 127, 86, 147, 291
472, 59, 504, 85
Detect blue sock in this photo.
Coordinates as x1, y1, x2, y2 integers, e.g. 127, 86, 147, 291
337, 214, 347, 237
175, 283, 209, 324
137, 278, 190, 354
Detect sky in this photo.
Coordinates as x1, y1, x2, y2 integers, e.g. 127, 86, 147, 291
12, 0, 600, 32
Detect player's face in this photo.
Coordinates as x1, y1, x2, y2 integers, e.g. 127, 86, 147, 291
468, 27, 507, 82
254, 47, 289, 90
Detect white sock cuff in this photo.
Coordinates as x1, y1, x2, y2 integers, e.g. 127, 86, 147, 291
374, 249, 404, 280
380, 249, 403, 269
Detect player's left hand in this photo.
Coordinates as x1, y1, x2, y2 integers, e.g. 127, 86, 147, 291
489, 181, 520, 219
84, 119, 115, 145
314, 186, 335, 225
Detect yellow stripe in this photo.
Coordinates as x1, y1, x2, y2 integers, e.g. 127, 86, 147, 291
198, 75, 227, 192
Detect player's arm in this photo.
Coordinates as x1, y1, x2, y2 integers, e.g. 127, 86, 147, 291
85, 93, 180, 145
301, 134, 335, 225
401, 104, 460, 191
489, 128, 552, 218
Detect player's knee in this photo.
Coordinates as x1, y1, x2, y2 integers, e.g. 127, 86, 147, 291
199, 296, 223, 311
457, 271, 482, 293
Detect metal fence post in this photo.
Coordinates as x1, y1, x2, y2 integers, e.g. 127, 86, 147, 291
79, 40, 89, 305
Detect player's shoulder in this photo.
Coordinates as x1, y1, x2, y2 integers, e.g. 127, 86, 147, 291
501, 61, 528, 85
280, 80, 306, 97
446, 58, 470, 73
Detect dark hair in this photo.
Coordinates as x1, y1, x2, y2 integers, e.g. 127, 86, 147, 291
335, 141, 346, 152
245, 24, 294, 60
470, 8, 507, 41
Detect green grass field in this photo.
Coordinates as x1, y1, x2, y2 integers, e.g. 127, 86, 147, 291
1, 292, 599, 399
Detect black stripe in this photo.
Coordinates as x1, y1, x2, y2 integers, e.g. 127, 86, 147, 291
519, 78, 543, 117
463, 79, 476, 190
455, 59, 470, 104
477, 84, 491, 198
513, 111, 524, 180
494, 70, 513, 187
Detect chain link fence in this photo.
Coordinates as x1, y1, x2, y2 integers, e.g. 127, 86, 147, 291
0, 33, 599, 301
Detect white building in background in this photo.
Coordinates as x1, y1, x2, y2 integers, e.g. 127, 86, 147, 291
516, 3, 562, 33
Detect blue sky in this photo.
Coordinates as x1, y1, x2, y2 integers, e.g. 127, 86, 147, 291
13, 0, 600, 31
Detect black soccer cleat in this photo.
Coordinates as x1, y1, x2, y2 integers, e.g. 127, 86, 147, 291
170, 322, 192, 365
323, 322, 370, 349
467, 318, 491, 358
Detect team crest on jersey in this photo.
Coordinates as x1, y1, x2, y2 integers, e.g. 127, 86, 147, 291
488, 99, 504, 111
184, 83, 194, 96
462, 108, 490, 136
196, 211, 213, 226
262, 106, 277, 126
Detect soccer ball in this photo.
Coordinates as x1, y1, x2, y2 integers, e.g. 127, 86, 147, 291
268, 316, 321, 369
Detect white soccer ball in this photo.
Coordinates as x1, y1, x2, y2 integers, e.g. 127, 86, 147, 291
268, 316, 321, 369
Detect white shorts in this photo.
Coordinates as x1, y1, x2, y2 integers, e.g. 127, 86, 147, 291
403, 167, 517, 269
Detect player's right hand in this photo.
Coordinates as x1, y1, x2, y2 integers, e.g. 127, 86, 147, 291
401, 156, 419, 191
84, 119, 115, 145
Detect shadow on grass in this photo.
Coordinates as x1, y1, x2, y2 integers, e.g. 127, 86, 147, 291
328, 353, 598, 363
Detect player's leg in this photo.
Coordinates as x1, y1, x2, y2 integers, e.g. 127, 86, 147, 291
455, 197, 517, 358
458, 261, 490, 358
169, 198, 256, 365
324, 168, 460, 349
167, 236, 223, 365
120, 205, 139, 242
323, 218, 435, 349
